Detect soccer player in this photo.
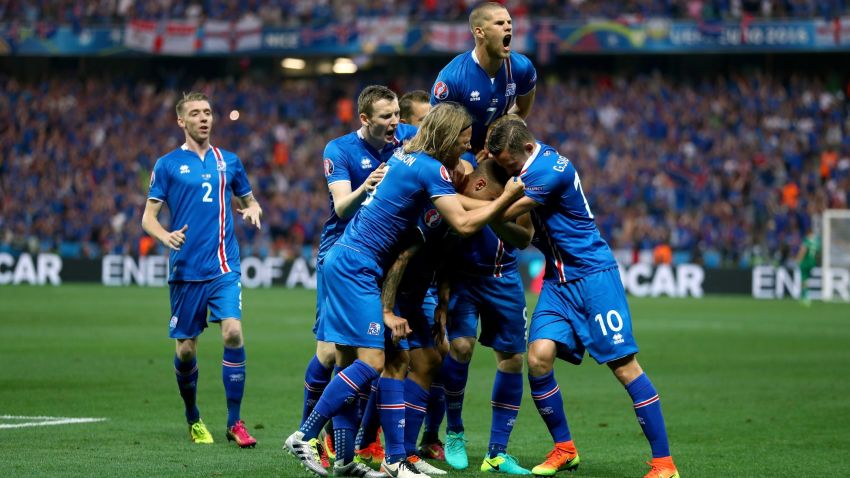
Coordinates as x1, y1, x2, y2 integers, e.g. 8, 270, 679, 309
142, 91, 261, 448
485, 119, 680, 478
303, 85, 417, 469
440, 116, 535, 474
795, 226, 821, 306
284, 102, 525, 478
399, 90, 432, 127
430, 2, 537, 152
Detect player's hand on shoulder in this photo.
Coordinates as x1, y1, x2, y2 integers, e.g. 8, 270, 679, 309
504, 176, 525, 200
164, 224, 188, 250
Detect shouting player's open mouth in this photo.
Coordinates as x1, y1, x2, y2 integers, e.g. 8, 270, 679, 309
502, 34, 512, 52
384, 126, 395, 141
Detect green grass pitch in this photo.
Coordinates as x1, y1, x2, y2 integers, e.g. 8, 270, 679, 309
1, 285, 848, 477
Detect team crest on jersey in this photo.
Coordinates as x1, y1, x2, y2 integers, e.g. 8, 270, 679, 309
433, 81, 449, 100
367, 322, 381, 336
169, 316, 178, 329
424, 209, 442, 228
216, 159, 226, 172
505, 82, 516, 96
360, 157, 372, 169
324, 158, 334, 177
439, 165, 452, 183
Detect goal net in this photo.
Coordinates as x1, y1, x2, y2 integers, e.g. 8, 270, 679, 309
822, 209, 850, 301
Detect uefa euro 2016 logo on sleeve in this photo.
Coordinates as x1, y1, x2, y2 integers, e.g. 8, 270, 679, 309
368, 322, 381, 336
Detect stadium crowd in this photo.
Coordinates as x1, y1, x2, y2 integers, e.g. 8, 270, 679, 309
1, 0, 848, 26
1, 70, 847, 267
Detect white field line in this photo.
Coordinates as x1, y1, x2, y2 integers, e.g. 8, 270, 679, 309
0, 415, 107, 429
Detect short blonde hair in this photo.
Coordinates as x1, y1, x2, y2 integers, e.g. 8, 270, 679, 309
469, 2, 506, 32
176, 91, 210, 117
404, 102, 472, 163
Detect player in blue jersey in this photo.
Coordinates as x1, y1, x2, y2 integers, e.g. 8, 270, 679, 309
142, 92, 261, 448
437, 116, 535, 475
285, 102, 525, 478
430, 2, 537, 152
486, 120, 680, 478
301, 85, 417, 473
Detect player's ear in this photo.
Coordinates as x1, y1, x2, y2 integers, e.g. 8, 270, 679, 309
524, 142, 535, 155
359, 112, 370, 126
177, 115, 185, 128
475, 177, 487, 191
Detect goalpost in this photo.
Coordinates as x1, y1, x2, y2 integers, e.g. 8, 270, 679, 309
822, 209, 850, 301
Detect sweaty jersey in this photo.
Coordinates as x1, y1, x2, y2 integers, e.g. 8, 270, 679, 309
520, 142, 618, 282
148, 144, 252, 282
318, 123, 417, 262
431, 50, 536, 151
337, 149, 457, 269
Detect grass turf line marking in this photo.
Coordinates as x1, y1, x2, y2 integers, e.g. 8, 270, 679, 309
0, 415, 107, 429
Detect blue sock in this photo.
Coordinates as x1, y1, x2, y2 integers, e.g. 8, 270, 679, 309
626, 373, 671, 458
442, 354, 470, 433
324, 365, 344, 440
300, 360, 379, 440
529, 371, 572, 443
174, 355, 199, 423
403, 379, 430, 456
355, 382, 380, 450
489, 370, 522, 458
378, 377, 406, 464
333, 397, 358, 464
222, 346, 246, 428
422, 377, 445, 443
302, 355, 332, 426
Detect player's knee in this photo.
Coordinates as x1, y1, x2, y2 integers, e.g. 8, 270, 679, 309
498, 353, 524, 373
450, 339, 475, 362
527, 352, 553, 377
222, 328, 243, 348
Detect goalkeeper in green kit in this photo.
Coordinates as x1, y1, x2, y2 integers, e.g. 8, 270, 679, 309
796, 228, 821, 306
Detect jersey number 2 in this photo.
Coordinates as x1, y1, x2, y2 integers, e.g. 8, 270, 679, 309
202, 182, 213, 202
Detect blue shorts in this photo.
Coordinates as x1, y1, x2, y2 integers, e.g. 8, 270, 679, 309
447, 270, 527, 354
397, 286, 438, 350
323, 245, 398, 349
529, 267, 639, 365
168, 272, 242, 339
312, 259, 327, 341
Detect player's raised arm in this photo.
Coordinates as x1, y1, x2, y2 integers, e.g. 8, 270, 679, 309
510, 87, 536, 119
329, 163, 386, 219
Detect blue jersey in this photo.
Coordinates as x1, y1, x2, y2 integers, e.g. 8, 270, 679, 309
431, 50, 536, 151
520, 142, 618, 282
337, 149, 457, 269
399, 207, 452, 301
317, 123, 417, 262
148, 145, 252, 282
456, 226, 518, 278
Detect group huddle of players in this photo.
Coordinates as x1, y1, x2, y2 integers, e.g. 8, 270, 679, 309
143, 3, 681, 478
283, 4, 681, 478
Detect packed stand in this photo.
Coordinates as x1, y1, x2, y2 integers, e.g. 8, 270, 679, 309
1, 71, 847, 267
1, 0, 848, 27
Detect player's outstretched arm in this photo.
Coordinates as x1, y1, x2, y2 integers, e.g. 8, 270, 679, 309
236, 193, 263, 230
499, 195, 540, 222
141, 199, 188, 251
490, 212, 534, 249
330, 163, 386, 219
434, 176, 525, 237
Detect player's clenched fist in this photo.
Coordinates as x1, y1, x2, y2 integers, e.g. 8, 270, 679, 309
504, 176, 525, 200
365, 162, 387, 192
163, 224, 188, 250
383, 310, 412, 345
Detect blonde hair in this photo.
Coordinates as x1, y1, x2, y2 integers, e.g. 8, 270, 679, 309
469, 2, 506, 32
404, 102, 472, 163
176, 91, 210, 117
